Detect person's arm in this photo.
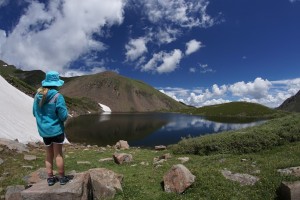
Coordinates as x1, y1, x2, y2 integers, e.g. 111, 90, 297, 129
33, 95, 37, 117
56, 95, 68, 122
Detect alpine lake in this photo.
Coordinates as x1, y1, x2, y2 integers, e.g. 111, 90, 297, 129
65, 112, 266, 148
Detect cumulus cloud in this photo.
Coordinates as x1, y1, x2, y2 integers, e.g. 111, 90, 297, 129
185, 39, 203, 55
159, 77, 300, 108
125, 37, 148, 61
229, 77, 271, 99
141, 49, 182, 74
0, 0, 125, 73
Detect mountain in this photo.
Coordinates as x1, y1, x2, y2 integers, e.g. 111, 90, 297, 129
277, 90, 300, 112
0, 60, 187, 113
60, 71, 187, 112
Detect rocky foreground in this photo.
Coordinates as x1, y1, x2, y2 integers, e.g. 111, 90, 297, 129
1, 138, 300, 200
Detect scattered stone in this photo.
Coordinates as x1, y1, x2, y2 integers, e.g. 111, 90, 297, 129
278, 181, 300, 200
153, 159, 166, 166
5, 185, 25, 200
155, 145, 167, 151
0, 158, 3, 165
159, 153, 172, 160
22, 166, 34, 169
88, 168, 123, 200
21, 173, 92, 200
113, 153, 133, 164
131, 164, 137, 167
178, 157, 190, 163
77, 161, 91, 165
99, 158, 114, 162
277, 166, 300, 177
241, 159, 247, 162
27, 142, 39, 148
0, 138, 29, 153
24, 155, 37, 161
140, 162, 149, 166
115, 140, 130, 150
221, 169, 259, 186
163, 164, 196, 194
219, 158, 226, 163
252, 170, 261, 174
0, 147, 3, 152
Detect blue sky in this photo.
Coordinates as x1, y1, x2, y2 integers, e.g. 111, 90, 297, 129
0, 0, 299, 108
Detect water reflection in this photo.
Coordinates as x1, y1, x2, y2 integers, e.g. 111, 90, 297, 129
65, 113, 265, 147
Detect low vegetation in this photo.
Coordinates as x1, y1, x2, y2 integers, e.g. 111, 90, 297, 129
170, 113, 300, 155
1, 113, 300, 199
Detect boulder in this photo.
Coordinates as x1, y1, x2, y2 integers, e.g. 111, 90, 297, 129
22, 168, 55, 185
221, 169, 259, 186
278, 181, 300, 200
21, 173, 92, 200
115, 140, 130, 150
177, 157, 190, 163
5, 185, 25, 200
163, 164, 196, 194
113, 153, 133, 164
88, 168, 123, 199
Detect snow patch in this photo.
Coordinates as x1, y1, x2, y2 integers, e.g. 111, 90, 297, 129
98, 103, 112, 113
0, 75, 42, 143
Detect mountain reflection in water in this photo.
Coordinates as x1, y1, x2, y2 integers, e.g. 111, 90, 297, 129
65, 113, 265, 147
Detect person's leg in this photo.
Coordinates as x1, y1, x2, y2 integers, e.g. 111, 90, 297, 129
53, 143, 64, 177
45, 144, 54, 177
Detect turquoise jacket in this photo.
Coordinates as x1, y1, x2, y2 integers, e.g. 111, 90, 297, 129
33, 89, 68, 138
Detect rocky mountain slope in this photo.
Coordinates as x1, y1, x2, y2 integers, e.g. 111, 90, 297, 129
60, 71, 187, 112
0, 60, 187, 113
277, 90, 300, 112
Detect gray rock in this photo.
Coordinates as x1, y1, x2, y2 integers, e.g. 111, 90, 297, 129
0, 138, 28, 153
77, 161, 91, 165
24, 155, 37, 161
99, 158, 113, 162
177, 157, 190, 163
0, 158, 3, 165
278, 181, 300, 200
154, 145, 167, 150
221, 169, 259, 186
115, 140, 130, 150
21, 172, 92, 200
277, 166, 300, 177
22, 168, 51, 185
5, 185, 25, 200
113, 153, 133, 164
89, 168, 123, 200
163, 164, 196, 194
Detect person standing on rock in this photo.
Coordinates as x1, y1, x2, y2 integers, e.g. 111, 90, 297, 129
33, 71, 69, 186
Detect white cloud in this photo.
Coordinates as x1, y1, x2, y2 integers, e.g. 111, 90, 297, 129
142, 49, 182, 74
141, 0, 217, 28
289, 0, 300, 3
0, 0, 9, 7
229, 77, 271, 99
155, 27, 180, 44
0, 0, 125, 74
62, 67, 108, 77
125, 37, 148, 61
159, 77, 300, 108
185, 39, 203, 55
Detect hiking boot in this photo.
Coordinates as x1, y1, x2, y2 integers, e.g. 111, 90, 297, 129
59, 176, 70, 185
47, 176, 57, 186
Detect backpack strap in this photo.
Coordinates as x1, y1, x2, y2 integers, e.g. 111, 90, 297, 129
49, 93, 60, 104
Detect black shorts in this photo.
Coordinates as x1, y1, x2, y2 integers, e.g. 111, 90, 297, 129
43, 133, 65, 146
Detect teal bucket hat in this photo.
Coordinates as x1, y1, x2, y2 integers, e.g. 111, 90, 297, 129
42, 71, 64, 87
